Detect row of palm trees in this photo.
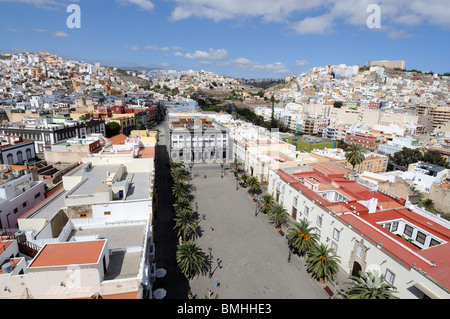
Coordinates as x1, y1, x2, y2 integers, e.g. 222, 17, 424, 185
257, 192, 399, 298
170, 162, 208, 280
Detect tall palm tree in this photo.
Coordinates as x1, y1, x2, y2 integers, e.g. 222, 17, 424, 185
173, 197, 193, 215
172, 180, 191, 199
345, 144, 366, 171
306, 243, 340, 283
260, 193, 275, 214
174, 210, 198, 242
176, 240, 207, 279
287, 219, 320, 257
268, 204, 290, 229
344, 271, 399, 299
230, 158, 242, 176
246, 176, 261, 196
171, 167, 189, 184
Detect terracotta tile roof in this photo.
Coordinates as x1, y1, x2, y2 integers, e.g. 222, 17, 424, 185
28, 240, 106, 268
107, 134, 128, 145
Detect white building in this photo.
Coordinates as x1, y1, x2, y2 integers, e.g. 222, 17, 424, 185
403, 162, 449, 193
268, 161, 450, 299
0, 166, 45, 229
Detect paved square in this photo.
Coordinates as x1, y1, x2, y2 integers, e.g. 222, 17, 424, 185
188, 168, 335, 299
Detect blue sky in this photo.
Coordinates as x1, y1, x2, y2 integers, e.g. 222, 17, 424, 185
1, 0, 450, 78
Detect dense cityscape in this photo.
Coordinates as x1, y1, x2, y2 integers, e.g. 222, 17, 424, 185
0, 50, 448, 302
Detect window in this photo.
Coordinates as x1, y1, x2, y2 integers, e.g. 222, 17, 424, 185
416, 231, 427, 245
391, 221, 399, 232
385, 269, 395, 284
429, 238, 441, 247
356, 246, 365, 259
316, 215, 322, 227
331, 241, 338, 253
80, 213, 87, 218
13, 208, 18, 214
333, 228, 340, 241
293, 196, 298, 208
383, 223, 391, 231
403, 224, 413, 237
34, 192, 41, 199
104, 211, 111, 216
304, 206, 309, 216
22, 202, 27, 208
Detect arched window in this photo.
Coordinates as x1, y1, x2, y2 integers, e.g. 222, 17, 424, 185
26, 148, 32, 160
17, 151, 23, 164
6, 153, 13, 165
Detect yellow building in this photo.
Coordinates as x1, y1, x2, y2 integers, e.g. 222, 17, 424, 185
129, 130, 158, 146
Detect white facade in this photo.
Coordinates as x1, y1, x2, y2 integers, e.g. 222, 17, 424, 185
0, 167, 45, 229
268, 167, 450, 299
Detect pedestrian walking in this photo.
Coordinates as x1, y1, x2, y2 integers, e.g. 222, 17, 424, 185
208, 289, 212, 298
210, 226, 214, 231
216, 280, 220, 287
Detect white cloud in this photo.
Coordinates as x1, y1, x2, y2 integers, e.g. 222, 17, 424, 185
294, 60, 309, 67
231, 57, 291, 74
175, 48, 228, 60
168, 0, 450, 35
52, 31, 69, 37
126, 45, 170, 51
33, 28, 48, 32
0, 0, 79, 10
288, 14, 334, 35
6, 27, 19, 32
116, 0, 154, 12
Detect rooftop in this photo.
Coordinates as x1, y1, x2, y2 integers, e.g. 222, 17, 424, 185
28, 240, 106, 268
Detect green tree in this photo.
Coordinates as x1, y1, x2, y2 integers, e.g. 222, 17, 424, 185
173, 197, 193, 215
344, 271, 399, 299
230, 158, 242, 176
105, 122, 121, 138
421, 198, 434, 210
390, 147, 423, 169
345, 144, 366, 171
422, 150, 449, 168
174, 210, 198, 242
246, 176, 261, 195
171, 167, 190, 184
172, 181, 191, 200
176, 241, 207, 279
260, 193, 275, 214
306, 243, 340, 283
287, 219, 320, 257
239, 173, 249, 188
268, 204, 290, 229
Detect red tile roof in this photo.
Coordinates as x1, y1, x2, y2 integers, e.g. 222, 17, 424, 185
28, 240, 106, 268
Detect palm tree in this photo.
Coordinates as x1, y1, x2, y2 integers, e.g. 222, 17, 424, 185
344, 271, 399, 299
260, 193, 275, 214
230, 158, 242, 176
176, 241, 207, 279
268, 204, 290, 229
246, 176, 261, 196
306, 243, 340, 283
239, 173, 249, 187
172, 180, 191, 199
287, 219, 320, 257
174, 210, 198, 242
170, 161, 185, 169
173, 197, 193, 215
171, 167, 189, 184
345, 144, 366, 171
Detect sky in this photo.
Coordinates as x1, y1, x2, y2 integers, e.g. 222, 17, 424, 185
1, 0, 450, 79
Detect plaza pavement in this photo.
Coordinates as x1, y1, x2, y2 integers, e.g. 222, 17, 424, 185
187, 167, 350, 299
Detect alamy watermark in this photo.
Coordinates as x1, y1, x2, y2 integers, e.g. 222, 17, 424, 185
67, 4, 81, 29
367, 4, 381, 29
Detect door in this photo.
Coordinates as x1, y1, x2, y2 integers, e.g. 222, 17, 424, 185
292, 207, 297, 220
351, 261, 362, 277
